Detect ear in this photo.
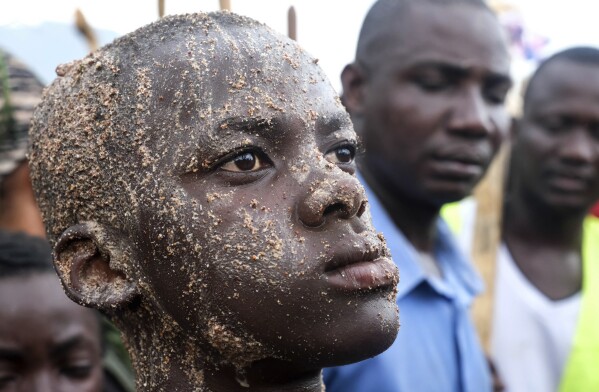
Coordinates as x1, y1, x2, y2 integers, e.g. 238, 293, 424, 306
54, 222, 139, 310
340, 63, 367, 116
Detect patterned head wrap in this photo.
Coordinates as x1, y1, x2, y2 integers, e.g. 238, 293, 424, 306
0, 50, 44, 183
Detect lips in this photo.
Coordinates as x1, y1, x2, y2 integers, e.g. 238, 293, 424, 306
430, 148, 488, 180
323, 246, 398, 292
547, 168, 594, 193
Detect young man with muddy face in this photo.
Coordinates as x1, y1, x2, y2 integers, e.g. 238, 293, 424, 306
28, 13, 399, 392
494, 47, 599, 392
324, 0, 512, 391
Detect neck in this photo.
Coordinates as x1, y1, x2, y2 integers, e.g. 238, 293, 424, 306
116, 302, 324, 392
503, 189, 586, 250
361, 165, 439, 252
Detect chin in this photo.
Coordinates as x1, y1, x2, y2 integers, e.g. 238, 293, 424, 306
542, 193, 595, 214
421, 180, 477, 206
312, 294, 399, 367
429, 189, 473, 207
547, 200, 591, 215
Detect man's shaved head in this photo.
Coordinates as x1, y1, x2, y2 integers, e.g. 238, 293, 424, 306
356, 0, 492, 70
29, 12, 270, 244
513, 46, 599, 214
524, 46, 599, 113
341, 0, 510, 206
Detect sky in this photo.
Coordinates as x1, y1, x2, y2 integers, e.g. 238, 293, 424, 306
0, 0, 375, 90
2, 0, 599, 91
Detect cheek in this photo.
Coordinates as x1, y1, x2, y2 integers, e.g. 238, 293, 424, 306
204, 203, 300, 293
489, 108, 511, 146
63, 366, 103, 392
196, 202, 326, 344
371, 87, 445, 145
518, 127, 555, 161
88, 365, 104, 392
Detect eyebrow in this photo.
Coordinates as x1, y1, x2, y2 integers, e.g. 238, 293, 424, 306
216, 116, 276, 135
50, 335, 91, 358
410, 61, 513, 84
0, 348, 23, 362
315, 113, 353, 134
216, 112, 353, 136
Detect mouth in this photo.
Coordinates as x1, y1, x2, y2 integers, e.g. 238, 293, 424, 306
548, 171, 592, 193
323, 247, 398, 293
430, 150, 487, 180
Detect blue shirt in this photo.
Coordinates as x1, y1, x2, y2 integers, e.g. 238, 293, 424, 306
323, 182, 491, 392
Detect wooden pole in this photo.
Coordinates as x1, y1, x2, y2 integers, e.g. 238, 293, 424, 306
470, 144, 510, 353
74, 9, 98, 53
219, 0, 231, 11
469, 0, 520, 354
158, 0, 165, 18
288, 6, 297, 41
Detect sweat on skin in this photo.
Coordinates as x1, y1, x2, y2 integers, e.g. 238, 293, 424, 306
28, 12, 399, 392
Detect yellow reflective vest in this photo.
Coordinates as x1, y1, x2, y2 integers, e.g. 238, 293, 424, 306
442, 204, 599, 391
559, 215, 599, 392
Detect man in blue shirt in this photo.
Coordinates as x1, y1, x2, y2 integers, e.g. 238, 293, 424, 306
324, 0, 512, 391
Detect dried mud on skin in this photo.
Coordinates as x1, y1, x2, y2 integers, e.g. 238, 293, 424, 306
29, 12, 398, 392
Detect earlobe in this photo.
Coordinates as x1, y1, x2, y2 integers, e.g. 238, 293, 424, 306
340, 63, 367, 116
54, 222, 139, 310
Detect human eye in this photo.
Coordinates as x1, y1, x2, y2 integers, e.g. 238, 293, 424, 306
588, 122, 599, 140
325, 142, 356, 165
60, 363, 93, 379
484, 83, 510, 104
0, 364, 17, 389
0, 374, 16, 389
411, 68, 451, 92
539, 116, 570, 134
219, 149, 272, 172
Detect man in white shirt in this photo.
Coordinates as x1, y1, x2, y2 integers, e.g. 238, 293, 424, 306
496, 47, 599, 392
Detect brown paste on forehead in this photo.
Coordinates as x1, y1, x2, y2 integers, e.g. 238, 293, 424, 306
29, 11, 397, 391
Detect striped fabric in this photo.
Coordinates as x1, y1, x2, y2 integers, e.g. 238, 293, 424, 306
0, 49, 44, 183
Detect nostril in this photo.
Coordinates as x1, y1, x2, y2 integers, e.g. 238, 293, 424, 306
323, 202, 347, 217
356, 200, 367, 217
297, 177, 366, 228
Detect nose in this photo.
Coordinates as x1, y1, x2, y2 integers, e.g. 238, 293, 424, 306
448, 87, 493, 138
30, 372, 53, 392
558, 128, 594, 165
297, 175, 367, 228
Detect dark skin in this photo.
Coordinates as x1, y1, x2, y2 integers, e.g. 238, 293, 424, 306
504, 59, 599, 300
0, 273, 103, 392
54, 21, 399, 392
0, 162, 45, 238
342, 2, 512, 253
340, 3, 510, 389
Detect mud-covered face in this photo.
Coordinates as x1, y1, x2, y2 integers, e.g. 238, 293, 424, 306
128, 27, 399, 369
